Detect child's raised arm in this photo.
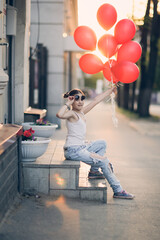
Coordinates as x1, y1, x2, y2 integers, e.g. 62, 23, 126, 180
83, 86, 117, 115
56, 97, 75, 119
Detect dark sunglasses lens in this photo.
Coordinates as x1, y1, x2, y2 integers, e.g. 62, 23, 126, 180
75, 95, 85, 101
75, 95, 79, 101
81, 96, 85, 101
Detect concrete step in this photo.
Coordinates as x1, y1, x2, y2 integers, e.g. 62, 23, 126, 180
50, 162, 107, 203
21, 140, 107, 203
78, 162, 107, 203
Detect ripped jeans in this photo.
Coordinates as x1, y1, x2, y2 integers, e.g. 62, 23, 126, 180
64, 140, 123, 193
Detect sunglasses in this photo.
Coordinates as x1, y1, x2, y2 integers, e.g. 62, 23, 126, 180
74, 95, 85, 101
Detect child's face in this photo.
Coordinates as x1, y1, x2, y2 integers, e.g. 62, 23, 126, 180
72, 94, 85, 111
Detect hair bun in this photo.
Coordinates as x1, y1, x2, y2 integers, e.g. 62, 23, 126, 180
63, 92, 69, 98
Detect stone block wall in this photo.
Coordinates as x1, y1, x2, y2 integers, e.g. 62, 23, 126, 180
0, 141, 19, 222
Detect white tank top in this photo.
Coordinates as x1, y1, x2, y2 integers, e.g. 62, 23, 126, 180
64, 111, 86, 147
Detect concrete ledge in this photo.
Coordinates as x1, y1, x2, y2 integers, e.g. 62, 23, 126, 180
79, 179, 107, 190
50, 189, 80, 199
23, 167, 49, 194
50, 160, 80, 168
50, 168, 77, 189
21, 160, 80, 168
21, 140, 80, 168
50, 188, 107, 203
21, 140, 108, 203
80, 189, 107, 203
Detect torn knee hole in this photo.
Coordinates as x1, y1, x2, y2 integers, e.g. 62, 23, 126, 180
90, 153, 108, 164
90, 153, 106, 160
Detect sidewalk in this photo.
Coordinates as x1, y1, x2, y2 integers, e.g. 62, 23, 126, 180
129, 119, 160, 136
0, 102, 160, 240
119, 104, 160, 137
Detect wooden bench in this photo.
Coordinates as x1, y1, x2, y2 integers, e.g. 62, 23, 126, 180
21, 140, 107, 203
0, 124, 22, 155
24, 107, 47, 122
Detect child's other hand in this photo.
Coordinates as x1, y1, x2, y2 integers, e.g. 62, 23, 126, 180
112, 86, 117, 95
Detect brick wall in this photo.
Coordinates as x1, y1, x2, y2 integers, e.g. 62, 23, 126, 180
0, 141, 19, 222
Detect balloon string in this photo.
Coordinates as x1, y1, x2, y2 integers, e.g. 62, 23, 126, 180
110, 92, 118, 128
108, 60, 118, 128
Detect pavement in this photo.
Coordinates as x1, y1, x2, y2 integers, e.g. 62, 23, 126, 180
121, 104, 160, 137
128, 104, 160, 136
0, 102, 160, 240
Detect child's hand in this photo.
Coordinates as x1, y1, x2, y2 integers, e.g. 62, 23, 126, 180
66, 96, 75, 105
112, 86, 117, 95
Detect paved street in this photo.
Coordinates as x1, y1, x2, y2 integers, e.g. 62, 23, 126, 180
0, 102, 160, 240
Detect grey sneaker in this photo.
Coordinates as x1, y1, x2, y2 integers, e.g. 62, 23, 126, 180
88, 171, 105, 179
113, 190, 135, 199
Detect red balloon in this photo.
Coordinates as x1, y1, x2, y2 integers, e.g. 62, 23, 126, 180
105, 59, 117, 68
74, 26, 97, 51
79, 54, 104, 74
114, 19, 136, 44
117, 41, 142, 63
103, 60, 118, 83
98, 34, 118, 58
111, 61, 139, 83
97, 4, 117, 31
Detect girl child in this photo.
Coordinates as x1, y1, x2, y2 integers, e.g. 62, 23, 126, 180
56, 87, 134, 199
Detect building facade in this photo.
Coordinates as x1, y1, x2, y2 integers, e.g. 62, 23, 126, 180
30, 0, 83, 126
0, 0, 30, 124
0, 0, 82, 126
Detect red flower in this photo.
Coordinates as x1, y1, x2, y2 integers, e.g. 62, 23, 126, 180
23, 130, 32, 138
22, 128, 37, 141
29, 128, 35, 134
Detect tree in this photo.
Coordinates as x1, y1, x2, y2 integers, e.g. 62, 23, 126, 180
138, 0, 160, 117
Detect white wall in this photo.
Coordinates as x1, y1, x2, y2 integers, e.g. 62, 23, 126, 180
14, 0, 31, 124
30, 0, 64, 125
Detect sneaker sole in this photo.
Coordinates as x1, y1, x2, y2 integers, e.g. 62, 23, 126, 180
88, 176, 105, 179
113, 195, 135, 200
